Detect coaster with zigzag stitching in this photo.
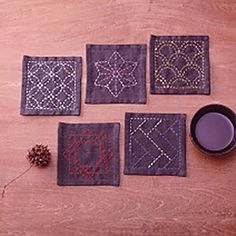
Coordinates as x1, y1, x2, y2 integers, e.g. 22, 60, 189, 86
124, 113, 186, 176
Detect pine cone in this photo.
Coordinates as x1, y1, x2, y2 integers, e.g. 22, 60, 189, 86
27, 144, 51, 167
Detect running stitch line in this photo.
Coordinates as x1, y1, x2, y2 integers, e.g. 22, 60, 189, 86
25, 60, 77, 111
94, 51, 138, 97
128, 117, 181, 170
154, 39, 206, 90
63, 129, 113, 179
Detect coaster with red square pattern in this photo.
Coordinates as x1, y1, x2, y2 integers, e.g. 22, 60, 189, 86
57, 122, 120, 186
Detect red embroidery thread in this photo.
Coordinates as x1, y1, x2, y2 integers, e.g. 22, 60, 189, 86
63, 129, 113, 179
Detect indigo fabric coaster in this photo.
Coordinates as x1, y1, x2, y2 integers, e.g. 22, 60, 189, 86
150, 35, 210, 94
85, 44, 147, 103
57, 122, 120, 186
20, 56, 82, 115
124, 113, 186, 176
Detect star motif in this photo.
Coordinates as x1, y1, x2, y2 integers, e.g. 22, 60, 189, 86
94, 51, 138, 97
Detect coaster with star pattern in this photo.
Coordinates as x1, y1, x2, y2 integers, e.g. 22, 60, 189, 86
85, 44, 147, 103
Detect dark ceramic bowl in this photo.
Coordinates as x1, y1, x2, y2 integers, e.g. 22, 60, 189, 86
190, 104, 236, 156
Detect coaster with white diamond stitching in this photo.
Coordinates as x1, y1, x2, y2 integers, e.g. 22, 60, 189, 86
20, 56, 82, 115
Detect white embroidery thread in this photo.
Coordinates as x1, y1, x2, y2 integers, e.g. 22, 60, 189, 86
94, 51, 138, 97
25, 61, 77, 111
129, 117, 181, 169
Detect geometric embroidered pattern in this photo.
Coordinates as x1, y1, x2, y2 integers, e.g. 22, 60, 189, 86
155, 40, 205, 89
85, 44, 147, 104
63, 129, 114, 179
94, 51, 138, 97
21, 56, 82, 115
124, 113, 186, 176
150, 35, 210, 94
26, 61, 76, 110
57, 123, 120, 186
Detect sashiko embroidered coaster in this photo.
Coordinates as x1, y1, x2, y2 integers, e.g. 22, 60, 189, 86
85, 44, 147, 103
124, 113, 186, 176
20, 56, 82, 115
150, 35, 210, 94
57, 122, 120, 186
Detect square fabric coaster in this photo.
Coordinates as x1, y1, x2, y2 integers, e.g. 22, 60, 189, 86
124, 113, 186, 176
20, 56, 82, 115
150, 35, 210, 94
57, 122, 120, 186
85, 44, 147, 103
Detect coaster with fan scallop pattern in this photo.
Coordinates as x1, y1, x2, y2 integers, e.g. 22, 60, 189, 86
150, 35, 210, 94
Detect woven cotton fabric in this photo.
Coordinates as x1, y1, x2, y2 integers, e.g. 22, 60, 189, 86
150, 35, 210, 94
124, 113, 186, 176
57, 122, 120, 186
20, 56, 82, 115
86, 44, 147, 103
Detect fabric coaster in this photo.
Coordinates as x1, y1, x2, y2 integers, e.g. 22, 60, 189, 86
20, 56, 82, 115
85, 44, 147, 103
124, 113, 186, 176
57, 122, 120, 186
150, 35, 210, 94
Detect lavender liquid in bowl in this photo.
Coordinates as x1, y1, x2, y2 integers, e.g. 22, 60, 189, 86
195, 112, 234, 151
